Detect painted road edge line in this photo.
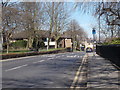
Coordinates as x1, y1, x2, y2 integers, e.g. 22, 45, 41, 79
0, 52, 68, 62
0, 55, 40, 62
70, 54, 87, 88
5, 64, 28, 72
33, 60, 45, 63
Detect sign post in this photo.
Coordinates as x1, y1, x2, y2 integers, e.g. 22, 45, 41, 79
47, 38, 49, 50
92, 29, 96, 42
92, 29, 96, 52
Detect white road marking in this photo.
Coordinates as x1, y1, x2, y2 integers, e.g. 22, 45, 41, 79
1, 52, 72, 62
0, 55, 40, 62
48, 57, 55, 60
5, 64, 28, 72
67, 56, 74, 58
56, 56, 60, 58
1, 53, 57, 62
70, 54, 87, 88
74, 55, 77, 57
33, 60, 45, 63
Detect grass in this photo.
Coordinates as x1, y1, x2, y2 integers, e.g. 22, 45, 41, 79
1, 48, 65, 55
1, 50, 31, 54
73, 49, 77, 52
39, 48, 64, 52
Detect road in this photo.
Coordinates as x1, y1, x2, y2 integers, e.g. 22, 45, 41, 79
2, 52, 86, 88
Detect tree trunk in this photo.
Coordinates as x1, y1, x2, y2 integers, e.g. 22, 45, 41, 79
6, 37, 9, 53
111, 29, 114, 38
6, 43, 9, 54
55, 40, 57, 49
118, 28, 120, 37
47, 38, 50, 50
27, 36, 34, 49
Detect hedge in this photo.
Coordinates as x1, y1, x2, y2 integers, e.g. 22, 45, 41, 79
10, 40, 27, 49
1, 48, 72, 60
96, 45, 120, 69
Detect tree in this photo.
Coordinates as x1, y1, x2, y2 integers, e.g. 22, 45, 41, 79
1, 0, 19, 53
76, 1, 120, 40
96, 2, 120, 38
2, 5, 20, 53
2, 2, 45, 52
96, 2, 120, 26
18, 2, 45, 50
64, 19, 87, 49
44, 2, 70, 49
19, 2, 37, 49
2, 0, 15, 7
32, 37, 45, 51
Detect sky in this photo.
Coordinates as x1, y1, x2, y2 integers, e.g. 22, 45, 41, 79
70, 6, 99, 39
5, 1, 99, 39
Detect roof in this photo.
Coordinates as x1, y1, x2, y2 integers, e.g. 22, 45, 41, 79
61, 31, 73, 39
11, 30, 73, 40
11, 30, 49, 40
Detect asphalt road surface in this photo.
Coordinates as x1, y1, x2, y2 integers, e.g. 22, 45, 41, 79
2, 52, 86, 88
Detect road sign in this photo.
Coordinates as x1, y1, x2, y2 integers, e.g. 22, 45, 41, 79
92, 29, 96, 34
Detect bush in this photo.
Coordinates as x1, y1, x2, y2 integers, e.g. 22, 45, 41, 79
32, 39, 45, 50
102, 38, 120, 45
111, 38, 120, 44
10, 40, 27, 49
38, 40, 45, 49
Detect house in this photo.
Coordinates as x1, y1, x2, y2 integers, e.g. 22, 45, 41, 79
58, 36, 73, 48
10, 30, 73, 49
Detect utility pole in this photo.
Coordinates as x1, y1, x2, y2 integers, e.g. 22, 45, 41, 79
98, 2, 101, 43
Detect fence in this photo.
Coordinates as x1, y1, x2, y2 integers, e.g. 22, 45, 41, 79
96, 44, 120, 68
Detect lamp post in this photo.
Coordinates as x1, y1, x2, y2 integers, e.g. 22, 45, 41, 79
98, 2, 101, 43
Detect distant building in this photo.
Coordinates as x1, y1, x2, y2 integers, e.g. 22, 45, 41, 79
10, 30, 73, 49
58, 37, 73, 48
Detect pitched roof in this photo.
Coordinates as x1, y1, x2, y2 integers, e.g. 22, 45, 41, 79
11, 30, 72, 40
11, 30, 49, 40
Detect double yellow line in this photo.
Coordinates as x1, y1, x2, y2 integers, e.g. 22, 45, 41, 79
70, 54, 88, 89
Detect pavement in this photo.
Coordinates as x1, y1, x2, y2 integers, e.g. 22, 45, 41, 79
87, 52, 120, 89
